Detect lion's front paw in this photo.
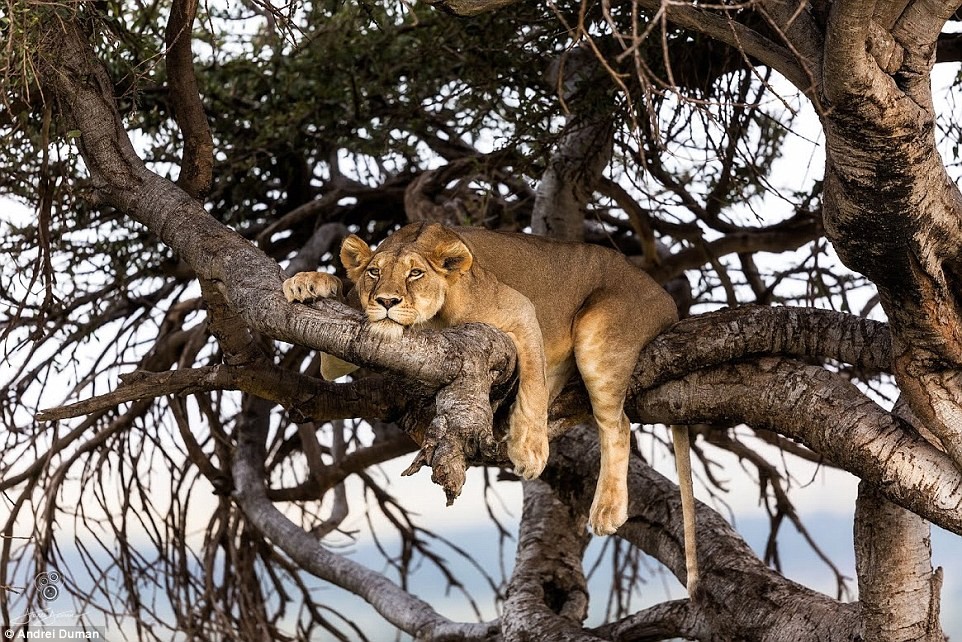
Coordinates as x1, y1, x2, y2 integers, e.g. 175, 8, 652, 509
283, 271, 342, 302
588, 486, 628, 536
506, 420, 549, 480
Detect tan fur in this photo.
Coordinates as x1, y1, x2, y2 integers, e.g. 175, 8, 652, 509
284, 224, 693, 583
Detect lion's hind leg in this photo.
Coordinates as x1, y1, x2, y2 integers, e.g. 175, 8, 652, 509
574, 293, 699, 596
572, 300, 639, 536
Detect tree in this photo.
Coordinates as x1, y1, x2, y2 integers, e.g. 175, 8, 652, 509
1, 0, 961, 639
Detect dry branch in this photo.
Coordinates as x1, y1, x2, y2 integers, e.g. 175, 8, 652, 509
232, 412, 499, 640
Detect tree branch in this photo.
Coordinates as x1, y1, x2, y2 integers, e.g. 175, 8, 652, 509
502, 479, 600, 642
531, 46, 612, 242
427, 0, 810, 91
892, 0, 962, 54
633, 358, 962, 535
819, 5, 962, 469
591, 600, 712, 641
855, 481, 944, 641
648, 216, 823, 283
165, 0, 213, 198
231, 403, 499, 640
633, 305, 892, 389
34, 364, 398, 425
823, 0, 878, 104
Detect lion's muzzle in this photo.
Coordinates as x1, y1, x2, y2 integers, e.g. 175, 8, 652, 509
375, 295, 402, 309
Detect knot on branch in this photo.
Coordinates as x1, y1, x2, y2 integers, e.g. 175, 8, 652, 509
868, 23, 905, 74
402, 377, 505, 504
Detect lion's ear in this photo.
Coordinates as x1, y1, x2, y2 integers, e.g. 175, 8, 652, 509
340, 234, 374, 282
431, 238, 473, 275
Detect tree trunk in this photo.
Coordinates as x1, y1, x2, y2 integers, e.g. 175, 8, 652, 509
502, 480, 599, 642
821, 7, 962, 465
855, 481, 944, 642
531, 46, 613, 241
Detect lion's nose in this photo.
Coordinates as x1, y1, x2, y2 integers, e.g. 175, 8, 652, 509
376, 296, 402, 309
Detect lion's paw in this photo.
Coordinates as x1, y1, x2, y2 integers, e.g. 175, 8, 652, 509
506, 426, 549, 480
283, 272, 341, 302
588, 487, 628, 536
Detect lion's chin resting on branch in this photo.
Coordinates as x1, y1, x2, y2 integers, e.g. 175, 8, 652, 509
284, 222, 700, 594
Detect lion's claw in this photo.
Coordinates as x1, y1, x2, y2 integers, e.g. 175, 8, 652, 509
283, 272, 341, 302
507, 430, 549, 480
588, 487, 628, 536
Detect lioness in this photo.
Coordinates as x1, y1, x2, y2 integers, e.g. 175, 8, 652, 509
283, 223, 685, 552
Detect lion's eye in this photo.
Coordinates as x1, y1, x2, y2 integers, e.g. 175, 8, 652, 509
367, 267, 380, 279
408, 269, 424, 279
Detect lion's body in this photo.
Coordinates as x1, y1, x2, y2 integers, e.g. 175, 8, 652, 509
283, 223, 679, 540
453, 227, 678, 400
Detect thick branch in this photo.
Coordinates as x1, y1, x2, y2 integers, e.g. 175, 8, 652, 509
855, 481, 944, 641
633, 358, 962, 535
427, 0, 809, 91
546, 306, 892, 442
819, 4, 962, 467
37, 17, 484, 386
891, 0, 962, 55
502, 480, 599, 642
635, 305, 892, 389
591, 601, 712, 641
823, 0, 878, 104
531, 46, 612, 242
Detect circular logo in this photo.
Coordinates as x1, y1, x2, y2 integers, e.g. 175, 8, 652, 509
35, 571, 62, 602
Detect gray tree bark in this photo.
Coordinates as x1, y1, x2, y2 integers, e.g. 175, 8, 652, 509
501, 480, 599, 642
530, 46, 613, 241
855, 482, 944, 642
820, 3, 962, 469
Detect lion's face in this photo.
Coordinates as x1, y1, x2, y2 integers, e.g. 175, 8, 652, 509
353, 249, 448, 341
340, 225, 474, 341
